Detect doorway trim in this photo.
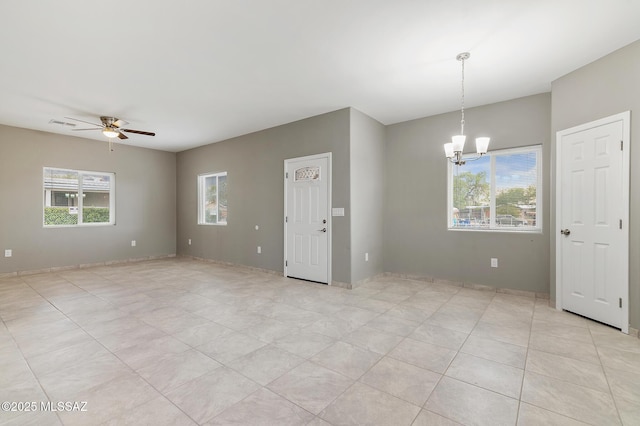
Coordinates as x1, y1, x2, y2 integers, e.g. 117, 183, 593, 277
283, 152, 332, 285
555, 111, 630, 333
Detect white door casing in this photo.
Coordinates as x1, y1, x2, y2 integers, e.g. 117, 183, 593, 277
555, 111, 630, 333
284, 153, 331, 284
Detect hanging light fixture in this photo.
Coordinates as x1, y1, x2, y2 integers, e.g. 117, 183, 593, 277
102, 125, 120, 139
444, 52, 489, 166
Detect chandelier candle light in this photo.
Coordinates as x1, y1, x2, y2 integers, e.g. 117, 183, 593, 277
444, 52, 490, 166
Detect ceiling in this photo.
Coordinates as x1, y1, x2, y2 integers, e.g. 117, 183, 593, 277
2, 1, 640, 152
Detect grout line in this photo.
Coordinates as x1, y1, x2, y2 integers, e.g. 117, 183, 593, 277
514, 292, 536, 426
19, 269, 202, 426
589, 321, 625, 426
3, 258, 635, 425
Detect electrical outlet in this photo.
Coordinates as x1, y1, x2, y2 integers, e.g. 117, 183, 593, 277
188, 239, 192, 245
131, 240, 136, 247
257, 246, 261, 254
491, 258, 498, 268
4, 249, 12, 257
365, 252, 369, 262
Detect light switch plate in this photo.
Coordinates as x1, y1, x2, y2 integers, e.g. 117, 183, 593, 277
332, 208, 345, 216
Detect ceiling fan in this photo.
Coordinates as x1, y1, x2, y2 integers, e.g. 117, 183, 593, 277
65, 116, 155, 140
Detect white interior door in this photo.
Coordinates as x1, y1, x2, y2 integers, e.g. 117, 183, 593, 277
284, 153, 331, 284
556, 112, 629, 333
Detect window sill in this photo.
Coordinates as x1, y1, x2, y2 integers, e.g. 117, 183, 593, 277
448, 227, 542, 234
44, 223, 115, 228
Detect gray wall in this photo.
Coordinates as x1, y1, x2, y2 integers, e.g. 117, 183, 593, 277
551, 39, 640, 329
384, 93, 551, 293
5, 38, 636, 321
0, 124, 176, 274
350, 108, 386, 283
176, 109, 352, 283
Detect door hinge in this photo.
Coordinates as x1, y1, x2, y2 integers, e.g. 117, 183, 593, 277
620, 219, 622, 229
285, 172, 289, 179
619, 298, 622, 308
285, 260, 288, 267
621, 140, 623, 151
285, 216, 288, 223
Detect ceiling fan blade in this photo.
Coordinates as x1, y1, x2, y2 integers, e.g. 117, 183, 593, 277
122, 129, 156, 136
71, 127, 102, 131
117, 132, 129, 140
113, 119, 129, 128
64, 117, 102, 127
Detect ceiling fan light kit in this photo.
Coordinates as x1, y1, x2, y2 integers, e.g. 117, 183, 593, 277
64, 116, 156, 149
102, 126, 120, 138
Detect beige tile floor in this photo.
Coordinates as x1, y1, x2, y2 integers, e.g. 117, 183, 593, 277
1, 258, 639, 425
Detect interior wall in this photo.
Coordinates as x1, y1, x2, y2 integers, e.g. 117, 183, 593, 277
0, 125, 177, 274
384, 93, 551, 293
551, 39, 640, 329
350, 108, 385, 283
176, 109, 352, 284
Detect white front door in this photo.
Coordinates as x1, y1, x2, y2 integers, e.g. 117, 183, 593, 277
556, 112, 629, 333
284, 153, 331, 284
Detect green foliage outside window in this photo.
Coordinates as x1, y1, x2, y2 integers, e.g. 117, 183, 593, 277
453, 171, 489, 209
199, 172, 228, 225
450, 147, 540, 229
495, 185, 536, 216
44, 207, 110, 225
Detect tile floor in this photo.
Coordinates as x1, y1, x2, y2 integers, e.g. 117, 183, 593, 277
1, 258, 639, 425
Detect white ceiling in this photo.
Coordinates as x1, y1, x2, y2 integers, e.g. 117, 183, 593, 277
1, 1, 639, 152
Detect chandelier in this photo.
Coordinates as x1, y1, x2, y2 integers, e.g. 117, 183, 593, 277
444, 52, 490, 166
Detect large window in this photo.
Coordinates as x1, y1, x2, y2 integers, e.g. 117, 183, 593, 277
43, 167, 115, 226
448, 145, 541, 231
198, 172, 227, 225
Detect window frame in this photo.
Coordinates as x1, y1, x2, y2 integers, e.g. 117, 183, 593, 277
197, 171, 228, 226
447, 145, 542, 233
43, 167, 116, 227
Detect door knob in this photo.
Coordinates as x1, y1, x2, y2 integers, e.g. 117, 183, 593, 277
560, 229, 571, 236
317, 228, 327, 233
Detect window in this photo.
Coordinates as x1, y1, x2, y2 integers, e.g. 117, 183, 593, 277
448, 145, 541, 231
198, 172, 227, 225
43, 167, 115, 226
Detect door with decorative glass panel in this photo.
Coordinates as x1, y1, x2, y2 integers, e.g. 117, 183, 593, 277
284, 153, 331, 284
556, 112, 629, 333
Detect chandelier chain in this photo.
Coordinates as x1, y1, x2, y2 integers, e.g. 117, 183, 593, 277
460, 55, 465, 135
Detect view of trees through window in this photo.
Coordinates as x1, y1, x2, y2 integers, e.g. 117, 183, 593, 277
198, 172, 227, 225
450, 147, 540, 230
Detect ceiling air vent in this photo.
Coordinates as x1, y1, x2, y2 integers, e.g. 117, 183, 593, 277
48, 119, 76, 127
